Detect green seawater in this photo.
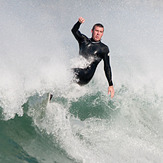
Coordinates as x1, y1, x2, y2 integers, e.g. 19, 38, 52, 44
0, 113, 75, 163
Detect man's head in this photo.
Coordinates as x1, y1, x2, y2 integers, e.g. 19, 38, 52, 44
91, 23, 104, 42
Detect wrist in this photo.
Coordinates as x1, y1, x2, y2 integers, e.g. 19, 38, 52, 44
109, 80, 113, 86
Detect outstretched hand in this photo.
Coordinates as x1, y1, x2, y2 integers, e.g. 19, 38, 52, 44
108, 86, 115, 98
78, 17, 85, 24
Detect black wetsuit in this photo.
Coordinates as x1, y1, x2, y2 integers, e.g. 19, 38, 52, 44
71, 21, 113, 86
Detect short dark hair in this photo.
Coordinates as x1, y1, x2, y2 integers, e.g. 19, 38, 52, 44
92, 23, 104, 31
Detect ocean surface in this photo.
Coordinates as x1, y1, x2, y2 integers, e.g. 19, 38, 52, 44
0, 0, 163, 162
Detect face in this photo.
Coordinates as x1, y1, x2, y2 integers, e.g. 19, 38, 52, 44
91, 26, 104, 42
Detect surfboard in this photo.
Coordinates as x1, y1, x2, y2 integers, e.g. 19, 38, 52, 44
41, 93, 51, 108
29, 92, 51, 110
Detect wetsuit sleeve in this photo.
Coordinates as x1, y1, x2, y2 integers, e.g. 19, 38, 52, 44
103, 51, 113, 86
71, 21, 84, 42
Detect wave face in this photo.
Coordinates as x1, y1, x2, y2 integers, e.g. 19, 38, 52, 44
0, 0, 163, 162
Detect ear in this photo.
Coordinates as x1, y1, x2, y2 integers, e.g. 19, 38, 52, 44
91, 29, 93, 33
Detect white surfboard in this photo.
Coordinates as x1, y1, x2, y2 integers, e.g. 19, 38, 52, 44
41, 93, 51, 108
27, 92, 52, 110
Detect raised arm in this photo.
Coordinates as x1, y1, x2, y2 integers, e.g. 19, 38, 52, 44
71, 17, 85, 42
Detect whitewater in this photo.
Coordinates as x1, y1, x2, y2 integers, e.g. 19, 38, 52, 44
0, 0, 163, 163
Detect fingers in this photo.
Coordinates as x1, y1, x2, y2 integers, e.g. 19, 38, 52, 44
78, 17, 85, 24
111, 91, 114, 98
108, 86, 115, 98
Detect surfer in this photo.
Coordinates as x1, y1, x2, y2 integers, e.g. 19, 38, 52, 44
71, 17, 115, 98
